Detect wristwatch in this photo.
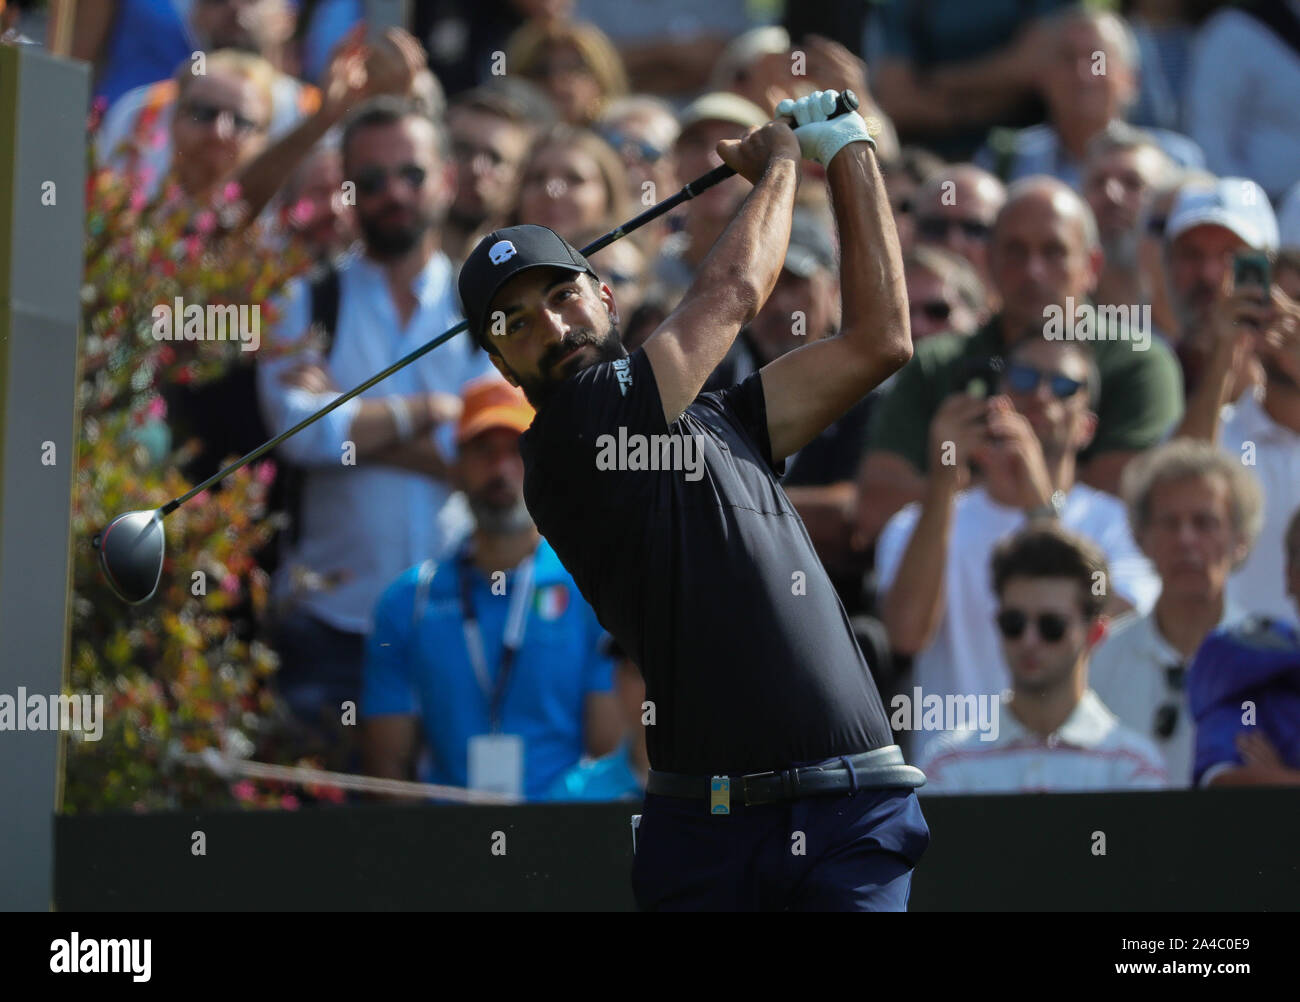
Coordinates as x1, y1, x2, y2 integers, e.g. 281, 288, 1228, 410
1026, 489, 1066, 521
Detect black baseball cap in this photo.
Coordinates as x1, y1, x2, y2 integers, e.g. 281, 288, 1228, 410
458, 224, 600, 344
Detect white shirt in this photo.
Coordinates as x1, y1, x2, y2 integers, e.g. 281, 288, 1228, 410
877, 483, 1161, 763
1218, 388, 1300, 627
1089, 602, 1244, 787
918, 689, 1169, 794
257, 251, 496, 633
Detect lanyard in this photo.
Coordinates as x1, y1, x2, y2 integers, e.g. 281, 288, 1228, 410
458, 546, 535, 734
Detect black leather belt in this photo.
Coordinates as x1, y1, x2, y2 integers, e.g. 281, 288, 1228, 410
645, 745, 926, 808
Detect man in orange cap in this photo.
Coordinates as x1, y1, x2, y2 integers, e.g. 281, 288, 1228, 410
360, 376, 622, 801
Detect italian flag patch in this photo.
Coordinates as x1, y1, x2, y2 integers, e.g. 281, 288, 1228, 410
534, 583, 569, 621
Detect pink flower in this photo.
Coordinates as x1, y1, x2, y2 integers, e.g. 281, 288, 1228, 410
222, 181, 242, 203
194, 210, 217, 235
232, 780, 257, 802
288, 198, 315, 227
129, 190, 148, 213
146, 396, 168, 421
280, 795, 300, 810
254, 460, 277, 485
221, 574, 240, 597
184, 235, 202, 259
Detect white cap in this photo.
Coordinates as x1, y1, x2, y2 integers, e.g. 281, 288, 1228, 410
1166, 177, 1279, 251
1278, 180, 1300, 250
677, 92, 768, 132
708, 26, 790, 91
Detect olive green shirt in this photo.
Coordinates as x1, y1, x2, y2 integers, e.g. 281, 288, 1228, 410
865, 315, 1185, 472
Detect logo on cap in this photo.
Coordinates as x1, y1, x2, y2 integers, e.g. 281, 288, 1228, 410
489, 240, 517, 265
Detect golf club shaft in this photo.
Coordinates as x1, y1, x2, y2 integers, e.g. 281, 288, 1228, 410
160, 91, 861, 517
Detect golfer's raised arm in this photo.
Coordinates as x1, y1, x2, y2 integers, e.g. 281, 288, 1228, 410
760, 96, 912, 463
641, 124, 800, 425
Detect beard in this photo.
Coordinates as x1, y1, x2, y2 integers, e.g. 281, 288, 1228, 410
358, 203, 434, 259
468, 490, 534, 535
448, 200, 490, 233
507, 317, 628, 410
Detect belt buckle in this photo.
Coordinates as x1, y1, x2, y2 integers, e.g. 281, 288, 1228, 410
742, 768, 799, 805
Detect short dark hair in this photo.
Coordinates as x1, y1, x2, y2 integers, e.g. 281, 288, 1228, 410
991, 524, 1109, 621
448, 85, 535, 130
340, 96, 449, 169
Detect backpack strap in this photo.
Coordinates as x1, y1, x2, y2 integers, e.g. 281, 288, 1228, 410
308, 265, 341, 356
280, 265, 341, 549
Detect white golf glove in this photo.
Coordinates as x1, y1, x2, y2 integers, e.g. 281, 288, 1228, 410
775, 89, 875, 167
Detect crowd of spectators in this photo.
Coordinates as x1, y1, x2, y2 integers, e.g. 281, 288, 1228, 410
53, 0, 1300, 799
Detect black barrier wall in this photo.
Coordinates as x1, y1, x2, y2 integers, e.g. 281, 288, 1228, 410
54, 789, 1299, 911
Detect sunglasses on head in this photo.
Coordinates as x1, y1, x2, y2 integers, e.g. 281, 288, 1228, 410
354, 163, 427, 197
183, 100, 263, 135
1004, 362, 1086, 399
917, 216, 992, 241
996, 609, 1070, 642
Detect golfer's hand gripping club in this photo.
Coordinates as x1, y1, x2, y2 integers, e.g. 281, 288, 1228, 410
700, 90, 866, 189
775, 89, 876, 166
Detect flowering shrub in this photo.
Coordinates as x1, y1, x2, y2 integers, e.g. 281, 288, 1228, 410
64, 124, 333, 813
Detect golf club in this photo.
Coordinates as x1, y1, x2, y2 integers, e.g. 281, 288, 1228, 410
92, 91, 862, 604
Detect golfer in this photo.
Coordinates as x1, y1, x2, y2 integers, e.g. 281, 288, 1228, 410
457, 90, 929, 911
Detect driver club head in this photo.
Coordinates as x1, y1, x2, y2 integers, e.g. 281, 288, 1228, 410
92, 509, 166, 605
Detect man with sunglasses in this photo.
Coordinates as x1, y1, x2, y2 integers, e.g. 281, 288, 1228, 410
256, 97, 497, 758
904, 247, 987, 342
855, 177, 1184, 545
1089, 440, 1259, 786
918, 524, 1167, 794
877, 334, 1159, 764
911, 165, 1006, 311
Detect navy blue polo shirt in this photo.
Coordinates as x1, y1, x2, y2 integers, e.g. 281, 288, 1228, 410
518, 348, 894, 775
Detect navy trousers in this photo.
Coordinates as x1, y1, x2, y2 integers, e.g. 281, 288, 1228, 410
631, 787, 930, 911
